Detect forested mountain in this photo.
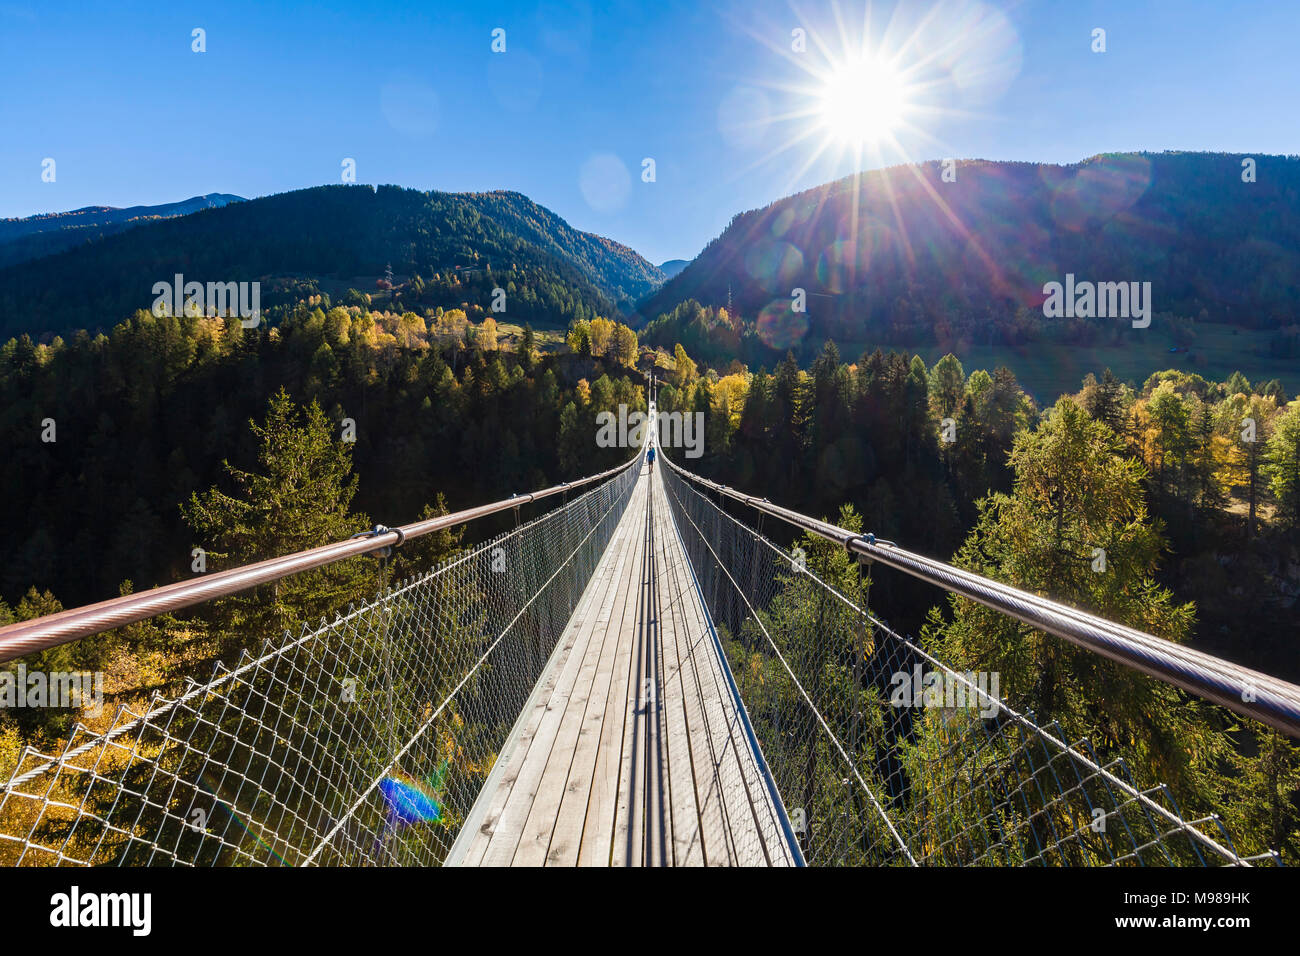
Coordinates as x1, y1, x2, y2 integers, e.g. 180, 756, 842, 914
0, 193, 244, 268
458, 190, 665, 305
637, 152, 1300, 361
658, 259, 689, 279
0, 185, 664, 338
0, 303, 644, 612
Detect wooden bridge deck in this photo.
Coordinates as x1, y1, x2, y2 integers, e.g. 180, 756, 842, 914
448, 462, 795, 867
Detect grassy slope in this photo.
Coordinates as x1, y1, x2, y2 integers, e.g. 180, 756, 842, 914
836, 323, 1294, 403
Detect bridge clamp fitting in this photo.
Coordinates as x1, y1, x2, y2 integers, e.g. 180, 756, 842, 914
846, 532, 886, 565
352, 524, 405, 558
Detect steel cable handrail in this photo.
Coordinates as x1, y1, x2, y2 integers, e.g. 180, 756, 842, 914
659, 462, 1254, 864
0, 453, 641, 664
0, 447, 645, 866
658, 448, 1300, 740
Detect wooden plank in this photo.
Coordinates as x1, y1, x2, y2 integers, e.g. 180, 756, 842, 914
664, 615, 730, 865
577, 469, 651, 865
685, 566, 795, 867
453, 523, 620, 865
652, 472, 709, 866
656, 479, 740, 865
678, 544, 780, 862
643, 484, 670, 866
688, 599, 776, 866
654, 472, 793, 866
475, 482, 645, 866
512, 487, 640, 865
609, 493, 651, 866
457, 464, 795, 867
545, 474, 647, 865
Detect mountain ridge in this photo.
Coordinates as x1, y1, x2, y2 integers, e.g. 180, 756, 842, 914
658, 259, 689, 279
0, 184, 664, 339
634, 151, 1300, 358
0, 194, 245, 268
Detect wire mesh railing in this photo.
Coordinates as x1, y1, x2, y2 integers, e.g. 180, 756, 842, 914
659, 457, 1283, 867
0, 458, 639, 866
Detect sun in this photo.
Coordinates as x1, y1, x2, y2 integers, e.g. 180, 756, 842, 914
816, 56, 908, 147
723, 4, 1002, 191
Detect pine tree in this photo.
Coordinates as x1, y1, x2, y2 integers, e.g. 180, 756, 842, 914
1190, 399, 1224, 514
1266, 402, 1300, 529
772, 352, 810, 495
557, 402, 585, 475
1088, 368, 1125, 433
923, 398, 1231, 811
519, 323, 536, 371
1225, 729, 1300, 860
928, 353, 965, 420
182, 388, 373, 650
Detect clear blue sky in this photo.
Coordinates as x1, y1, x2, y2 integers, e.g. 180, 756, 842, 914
1, 0, 1296, 265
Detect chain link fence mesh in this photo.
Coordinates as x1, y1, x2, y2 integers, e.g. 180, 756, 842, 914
659, 461, 1279, 867
1, 449, 1282, 868
0, 461, 639, 867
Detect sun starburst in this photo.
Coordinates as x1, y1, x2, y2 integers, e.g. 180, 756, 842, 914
816, 54, 909, 147
720, 0, 1018, 192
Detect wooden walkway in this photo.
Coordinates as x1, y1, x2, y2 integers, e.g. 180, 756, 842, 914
448, 462, 795, 866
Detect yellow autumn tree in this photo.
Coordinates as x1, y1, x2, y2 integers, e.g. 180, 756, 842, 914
714, 371, 750, 429
671, 343, 698, 390
588, 317, 615, 357
1214, 393, 1278, 537
607, 323, 638, 366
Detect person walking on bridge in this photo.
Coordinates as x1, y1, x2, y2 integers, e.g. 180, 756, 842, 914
646, 445, 656, 471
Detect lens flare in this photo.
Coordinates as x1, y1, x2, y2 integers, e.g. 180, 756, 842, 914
379, 770, 444, 826
756, 298, 810, 350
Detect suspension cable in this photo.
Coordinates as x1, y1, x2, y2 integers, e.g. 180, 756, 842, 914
658, 451, 1300, 740
660, 465, 1251, 865
0, 453, 641, 663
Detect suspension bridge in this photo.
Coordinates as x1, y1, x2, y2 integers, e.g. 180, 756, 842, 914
2, 402, 1299, 867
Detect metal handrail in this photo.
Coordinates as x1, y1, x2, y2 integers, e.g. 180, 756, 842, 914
0, 453, 642, 664
658, 448, 1300, 740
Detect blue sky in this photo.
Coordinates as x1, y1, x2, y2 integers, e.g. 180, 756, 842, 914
1, 0, 1296, 265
